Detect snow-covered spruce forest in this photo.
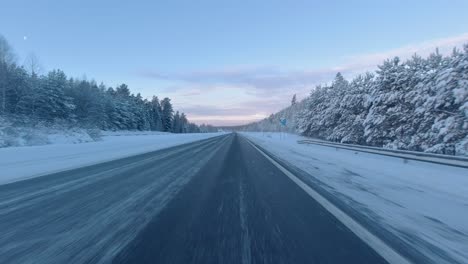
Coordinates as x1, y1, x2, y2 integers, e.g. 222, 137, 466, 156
245, 46, 468, 156
0, 35, 216, 147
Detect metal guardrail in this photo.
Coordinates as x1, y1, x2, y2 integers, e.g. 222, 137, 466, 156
297, 139, 468, 169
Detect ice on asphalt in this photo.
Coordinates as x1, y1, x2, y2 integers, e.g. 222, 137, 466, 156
0, 132, 224, 185
242, 132, 468, 264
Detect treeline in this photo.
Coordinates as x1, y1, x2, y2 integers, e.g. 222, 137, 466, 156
0, 35, 207, 133
242, 94, 306, 133
245, 45, 468, 156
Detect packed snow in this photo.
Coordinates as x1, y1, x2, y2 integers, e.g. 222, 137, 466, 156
0, 132, 224, 185
242, 132, 468, 264
0, 120, 101, 148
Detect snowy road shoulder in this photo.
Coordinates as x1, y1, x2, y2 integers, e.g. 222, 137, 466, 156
241, 132, 468, 264
0, 132, 226, 185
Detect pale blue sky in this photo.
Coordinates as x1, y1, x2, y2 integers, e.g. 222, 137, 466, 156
2, 0, 468, 125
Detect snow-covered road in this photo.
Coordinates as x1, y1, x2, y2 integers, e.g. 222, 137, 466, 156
242, 132, 468, 264
0, 135, 229, 264
0, 133, 389, 264
0, 132, 224, 185
2, 131, 467, 263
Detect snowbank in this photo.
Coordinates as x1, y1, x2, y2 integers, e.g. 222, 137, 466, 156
100, 130, 170, 137
0, 121, 100, 148
0, 132, 225, 185
242, 132, 468, 264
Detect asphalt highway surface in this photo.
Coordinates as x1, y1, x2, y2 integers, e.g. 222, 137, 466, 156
0, 133, 389, 264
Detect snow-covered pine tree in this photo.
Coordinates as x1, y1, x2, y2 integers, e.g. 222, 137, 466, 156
161, 97, 174, 132
172, 111, 181, 133
291, 94, 297, 105
149, 96, 163, 131
35, 70, 75, 122
180, 113, 188, 133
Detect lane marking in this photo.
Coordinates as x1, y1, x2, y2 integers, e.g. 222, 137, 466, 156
246, 139, 412, 264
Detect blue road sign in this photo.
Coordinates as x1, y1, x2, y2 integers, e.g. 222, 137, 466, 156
280, 118, 287, 126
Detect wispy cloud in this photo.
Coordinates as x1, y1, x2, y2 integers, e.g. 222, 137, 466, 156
178, 89, 202, 97
179, 98, 284, 117
144, 33, 468, 95
180, 105, 256, 117
142, 67, 334, 97
141, 32, 468, 126
339, 32, 468, 73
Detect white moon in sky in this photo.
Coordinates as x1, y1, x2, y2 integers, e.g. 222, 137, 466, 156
23, 36, 27, 40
